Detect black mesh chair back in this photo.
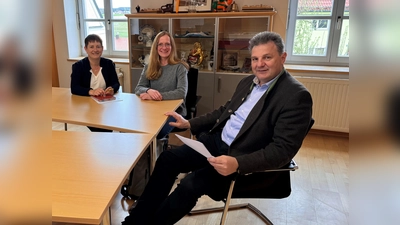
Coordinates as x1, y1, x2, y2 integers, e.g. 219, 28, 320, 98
184, 67, 199, 120
170, 67, 200, 134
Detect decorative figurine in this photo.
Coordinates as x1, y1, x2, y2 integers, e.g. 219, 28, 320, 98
138, 54, 149, 66
181, 51, 186, 62
136, 5, 140, 13
211, 0, 218, 11
187, 42, 207, 68
216, 0, 233, 12
161, 3, 173, 13
138, 55, 145, 66
230, 1, 239, 12
145, 32, 153, 47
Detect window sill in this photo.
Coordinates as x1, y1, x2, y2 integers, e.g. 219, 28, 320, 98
285, 64, 349, 79
68, 57, 129, 64
285, 64, 348, 73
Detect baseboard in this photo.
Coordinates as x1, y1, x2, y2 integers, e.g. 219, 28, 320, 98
309, 129, 349, 138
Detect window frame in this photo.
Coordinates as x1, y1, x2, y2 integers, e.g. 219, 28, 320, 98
77, 0, 129, 58
285, 0, 349, 66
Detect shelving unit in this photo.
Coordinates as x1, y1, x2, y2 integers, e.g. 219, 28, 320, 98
126, 12, 276, 115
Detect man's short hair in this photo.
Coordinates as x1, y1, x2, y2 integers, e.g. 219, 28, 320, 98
249, 31, 285, 55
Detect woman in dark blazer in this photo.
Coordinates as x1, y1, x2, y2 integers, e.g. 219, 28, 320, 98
70, 34, 120, 132
71, 34, 120, 97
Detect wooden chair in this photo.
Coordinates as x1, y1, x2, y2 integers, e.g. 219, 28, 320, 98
188, 118, 314, 225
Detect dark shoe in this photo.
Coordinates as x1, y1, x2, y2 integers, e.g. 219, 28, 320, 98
128, 200, 138, 214
121, 184, 140, 200
121, 216, 134, 225
122, 201, 139, 225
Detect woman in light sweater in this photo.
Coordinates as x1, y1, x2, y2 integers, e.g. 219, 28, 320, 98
135, 31, 189, 139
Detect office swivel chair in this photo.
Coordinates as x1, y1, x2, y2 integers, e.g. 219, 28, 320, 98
189, 118, 315, 225
176, 67, 201, 127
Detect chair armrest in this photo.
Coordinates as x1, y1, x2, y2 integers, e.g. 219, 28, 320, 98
243, 160, 298, 175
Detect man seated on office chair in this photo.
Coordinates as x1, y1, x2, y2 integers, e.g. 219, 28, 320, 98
122, 31, 313, 225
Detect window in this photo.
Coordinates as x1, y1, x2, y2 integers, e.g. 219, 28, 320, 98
286, 0, 349, 66
78, 0, 130, 57
313, 19, 328, 30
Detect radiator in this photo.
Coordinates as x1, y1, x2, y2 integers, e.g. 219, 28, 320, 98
295, 77, 349, 133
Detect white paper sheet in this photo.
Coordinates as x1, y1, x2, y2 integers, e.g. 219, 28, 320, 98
175, 134, 214, 158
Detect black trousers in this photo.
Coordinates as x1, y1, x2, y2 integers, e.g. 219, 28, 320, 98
122, 132, 235, 225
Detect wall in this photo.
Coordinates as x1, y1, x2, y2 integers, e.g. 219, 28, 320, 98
52, 27, 59, 87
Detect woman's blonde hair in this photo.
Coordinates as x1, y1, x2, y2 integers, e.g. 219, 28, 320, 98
146, 31, 189, 80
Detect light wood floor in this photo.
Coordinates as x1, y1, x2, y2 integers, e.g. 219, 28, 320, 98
52, 122, 349, 225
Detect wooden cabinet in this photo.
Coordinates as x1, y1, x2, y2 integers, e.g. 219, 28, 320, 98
213, 74, 248, 109
126, 12, 276, 114
197, 71, 215, 116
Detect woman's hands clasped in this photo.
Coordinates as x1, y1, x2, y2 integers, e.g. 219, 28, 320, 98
139, 89, 163, 101
89, 87, 113, 96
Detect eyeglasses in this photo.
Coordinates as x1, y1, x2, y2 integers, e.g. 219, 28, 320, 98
157, 43, 171, 48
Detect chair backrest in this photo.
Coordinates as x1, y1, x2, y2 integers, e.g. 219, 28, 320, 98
168, 68, 199, 134
184, 67, 199, 120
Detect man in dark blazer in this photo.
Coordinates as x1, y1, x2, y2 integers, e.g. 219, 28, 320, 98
122, 31, 313, 225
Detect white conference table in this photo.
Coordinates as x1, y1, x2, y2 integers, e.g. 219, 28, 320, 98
52, 131, 154, 225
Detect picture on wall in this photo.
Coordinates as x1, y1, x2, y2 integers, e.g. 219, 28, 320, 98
173, 0, 212, 12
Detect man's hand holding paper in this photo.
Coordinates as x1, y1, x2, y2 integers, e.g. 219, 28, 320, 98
208, 156, 239, 176
175, 134, 239, 176
175, 134, 213, 158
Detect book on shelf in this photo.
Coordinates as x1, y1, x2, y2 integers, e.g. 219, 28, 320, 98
241, 5, 274, 12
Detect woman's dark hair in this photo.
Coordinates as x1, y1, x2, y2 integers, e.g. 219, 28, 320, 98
84, 34, 103, 47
